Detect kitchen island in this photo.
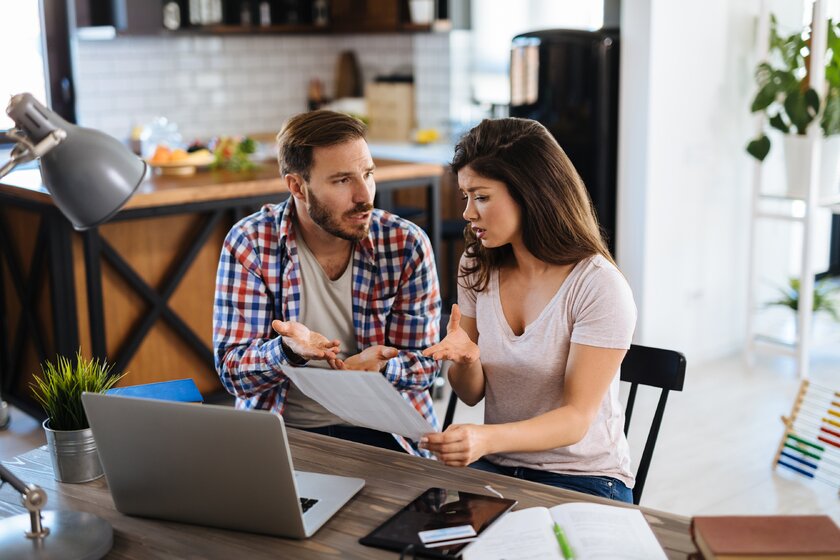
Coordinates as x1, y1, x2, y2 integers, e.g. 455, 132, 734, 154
0, 161, 443, 416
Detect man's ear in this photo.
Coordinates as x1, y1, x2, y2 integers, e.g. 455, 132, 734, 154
285, 174, 307, 202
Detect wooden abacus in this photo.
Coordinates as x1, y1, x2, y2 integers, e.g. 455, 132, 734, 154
774, 379, 840, 491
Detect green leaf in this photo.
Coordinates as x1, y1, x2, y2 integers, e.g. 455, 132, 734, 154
784, 88, 818, 133
822, 90, 840, 135
769, 113, 790, 133
746, 135, 771, 161
751, 82, 779, 112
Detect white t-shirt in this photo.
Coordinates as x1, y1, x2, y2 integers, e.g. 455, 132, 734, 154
458, 254, 637, 486
282, 236, 358, 428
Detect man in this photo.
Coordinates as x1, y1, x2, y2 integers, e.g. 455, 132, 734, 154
213, 110, 441, 456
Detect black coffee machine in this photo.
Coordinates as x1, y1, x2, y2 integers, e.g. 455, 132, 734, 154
509, 28, 620, 253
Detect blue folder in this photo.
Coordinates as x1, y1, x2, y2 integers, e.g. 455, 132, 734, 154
106, 378, 204, 403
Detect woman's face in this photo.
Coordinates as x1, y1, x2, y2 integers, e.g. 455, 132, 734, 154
458, 165, 522, 249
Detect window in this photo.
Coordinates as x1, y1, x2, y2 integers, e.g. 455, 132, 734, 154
0, 1, 48, 134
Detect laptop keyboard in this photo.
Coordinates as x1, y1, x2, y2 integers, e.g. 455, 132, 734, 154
300, 497, 319, 513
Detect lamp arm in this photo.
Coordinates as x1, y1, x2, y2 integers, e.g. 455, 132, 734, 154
0, 463, 50, 538
0, 128, 68, 180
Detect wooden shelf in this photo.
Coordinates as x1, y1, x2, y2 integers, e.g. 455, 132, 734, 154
161, 21, 439, 35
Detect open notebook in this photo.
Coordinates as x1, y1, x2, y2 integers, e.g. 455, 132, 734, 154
462, 501, 666, 560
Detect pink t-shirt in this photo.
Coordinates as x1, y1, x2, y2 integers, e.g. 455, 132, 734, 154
458, 254, 637, 487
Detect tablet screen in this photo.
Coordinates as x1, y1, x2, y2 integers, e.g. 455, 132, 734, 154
359, 487, 517, 558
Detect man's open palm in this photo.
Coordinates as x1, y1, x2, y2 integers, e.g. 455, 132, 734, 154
272, 320, 340, 361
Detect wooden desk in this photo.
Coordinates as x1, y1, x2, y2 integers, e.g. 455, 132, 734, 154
0, 162, 443, 417
0, 430, 697, 559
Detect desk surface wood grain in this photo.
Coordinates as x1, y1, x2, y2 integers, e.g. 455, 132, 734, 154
0, 429, 695, 559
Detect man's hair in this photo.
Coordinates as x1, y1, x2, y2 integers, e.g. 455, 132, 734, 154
451, 118, 613, 292
276, 110, 367, 181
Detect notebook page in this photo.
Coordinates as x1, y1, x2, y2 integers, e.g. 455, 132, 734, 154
549, 502, 667, 560
461, 507, 560, 560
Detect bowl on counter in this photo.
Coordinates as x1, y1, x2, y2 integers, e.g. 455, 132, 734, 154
146, 151, 215, 176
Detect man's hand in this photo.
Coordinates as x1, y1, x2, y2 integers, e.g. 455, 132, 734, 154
421, 304, 479, 364
272, 320, 340, 362
328, 345, 399, 372
419, 424, 491, 467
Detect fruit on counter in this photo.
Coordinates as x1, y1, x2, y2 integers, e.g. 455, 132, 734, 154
211, 136, 257, 172
413, 128, 440, 144
187, 140, 209, 153
148, 145, 213, 165
187, 148, 213, 160
149, 145, 172, 164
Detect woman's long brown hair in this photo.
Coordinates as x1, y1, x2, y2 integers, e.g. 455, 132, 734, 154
451, 118, 613, 292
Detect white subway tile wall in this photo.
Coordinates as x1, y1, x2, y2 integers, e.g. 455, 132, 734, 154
413, 33, 450, 132
75, 33, 451, 144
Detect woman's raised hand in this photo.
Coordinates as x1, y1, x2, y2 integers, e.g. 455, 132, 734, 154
422, 304, 479, 364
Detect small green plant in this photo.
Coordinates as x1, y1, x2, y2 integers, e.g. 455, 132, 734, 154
746, 15, 840, 161
30, 351, 126, 431
767, 277, 840, 321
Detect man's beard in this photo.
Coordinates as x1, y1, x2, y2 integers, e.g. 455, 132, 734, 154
308, 190, 373, 242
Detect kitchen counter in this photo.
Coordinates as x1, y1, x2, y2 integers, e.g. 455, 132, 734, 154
0, 160, 444, 417
0, 160, 445, 209
368, 141, 455, 165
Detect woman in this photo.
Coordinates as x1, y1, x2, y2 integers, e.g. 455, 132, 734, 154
421, 118, 637, 502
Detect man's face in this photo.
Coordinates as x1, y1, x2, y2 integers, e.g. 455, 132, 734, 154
302, 138, 376, 241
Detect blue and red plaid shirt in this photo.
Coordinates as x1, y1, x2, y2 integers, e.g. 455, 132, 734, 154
213, 199, 441, 456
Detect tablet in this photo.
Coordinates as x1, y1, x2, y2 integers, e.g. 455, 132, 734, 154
359, 487, 517, 558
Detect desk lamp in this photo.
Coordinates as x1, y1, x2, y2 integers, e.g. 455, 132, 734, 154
0, 92, 146, 558
0, 464, 112, 559
0, 92, 146, 229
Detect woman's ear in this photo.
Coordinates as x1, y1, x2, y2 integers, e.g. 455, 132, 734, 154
285, 173, 307, 201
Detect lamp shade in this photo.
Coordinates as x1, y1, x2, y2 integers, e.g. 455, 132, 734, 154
6, 93, 146, 230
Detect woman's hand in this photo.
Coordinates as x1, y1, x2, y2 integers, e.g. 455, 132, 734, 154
422, 304, 479, 364
419, 424, 491, 467
328, 345, 399, 372
272, 320, 340, 361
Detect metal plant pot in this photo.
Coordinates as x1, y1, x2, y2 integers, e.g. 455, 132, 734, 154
43, 420, 104, 483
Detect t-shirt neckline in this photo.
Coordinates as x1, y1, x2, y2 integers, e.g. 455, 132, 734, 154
491, 256, 590, 340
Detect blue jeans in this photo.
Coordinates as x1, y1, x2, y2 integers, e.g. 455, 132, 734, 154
301, 425, 407, 453
469, 459, 633, 503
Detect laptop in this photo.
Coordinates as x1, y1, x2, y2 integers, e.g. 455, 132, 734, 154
81, 392, 365, 538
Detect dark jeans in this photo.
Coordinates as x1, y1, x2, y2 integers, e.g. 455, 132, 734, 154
301, 425, 406, 454
469, 458, 633, 503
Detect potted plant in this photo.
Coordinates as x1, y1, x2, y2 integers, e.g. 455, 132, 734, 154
767, 276, 840, 325
30, 351, 125, 483
746, 15, 840, 197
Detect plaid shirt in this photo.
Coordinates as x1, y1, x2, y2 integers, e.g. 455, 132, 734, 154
213, 199, 441, 456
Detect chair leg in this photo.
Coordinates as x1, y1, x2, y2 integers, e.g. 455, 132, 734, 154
443, 391, 458, 430
446, 238, 456, 308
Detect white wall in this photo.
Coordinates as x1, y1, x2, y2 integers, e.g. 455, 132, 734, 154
617, 0, 760, 362
74, 33, 451, 144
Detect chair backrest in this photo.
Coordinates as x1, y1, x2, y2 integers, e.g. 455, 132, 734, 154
620, 344, 686, 504
440, 338, 686, 505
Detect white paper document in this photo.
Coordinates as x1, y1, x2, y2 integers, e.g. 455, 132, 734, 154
462, 502, 667, 560
282, 365, 437, 441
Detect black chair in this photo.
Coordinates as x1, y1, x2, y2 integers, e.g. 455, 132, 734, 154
441, 343, 686, 505
440, 219, 465, 308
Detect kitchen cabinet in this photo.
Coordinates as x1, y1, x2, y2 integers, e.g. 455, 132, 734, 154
74, 0, 452, 36
75, 0, 163, 35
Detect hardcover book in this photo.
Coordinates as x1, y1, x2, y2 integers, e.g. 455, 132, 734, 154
691, 515, 840, 560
